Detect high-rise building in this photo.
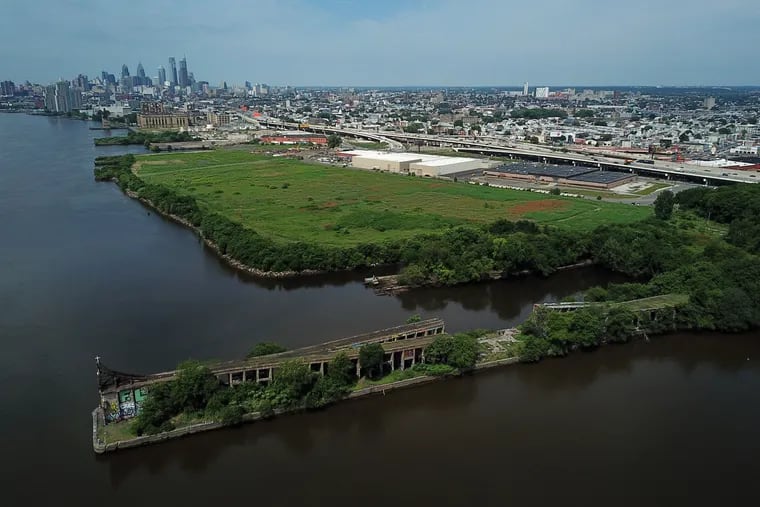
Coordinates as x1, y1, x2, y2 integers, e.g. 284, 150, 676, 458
73, 74, 89, 91
1, 80, 16, 96
43, 81, 81, 113
121, 64, 130, 78
704, 97, 716, 110
158, 66, 166, 86
101, 71, 116, 86
535, 87, 550, 99
134, 63, 145, 85
169, 57, 178, 86
178, 57, 189, 87
523, 82, 529, 96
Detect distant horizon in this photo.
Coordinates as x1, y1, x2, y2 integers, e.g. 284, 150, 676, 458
3, 0, 759, 85
9, 77, 760, 90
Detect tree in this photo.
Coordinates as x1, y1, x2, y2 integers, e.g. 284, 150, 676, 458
247, 342, 287, 358
270, 360, 316, 406
604, 306, 638, 343
173, 360, 221, 412
327, 134, 342, 149
326, 352, 356, 387
406, 314, 422, 324
654, 190, 675, 220
358, 343, 384, 379
424, 333, 479, 370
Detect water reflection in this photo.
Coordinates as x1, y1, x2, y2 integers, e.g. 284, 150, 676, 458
101, 331, 759, 488
396, 266, 629, 321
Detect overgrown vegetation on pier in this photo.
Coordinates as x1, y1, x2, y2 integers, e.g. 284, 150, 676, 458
122, 331, 483, 437
517, 196, 760, 362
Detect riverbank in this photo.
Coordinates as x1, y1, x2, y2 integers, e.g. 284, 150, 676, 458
95, 153, 647, 284
124, 189, 322, 278
93, 355, 519, 454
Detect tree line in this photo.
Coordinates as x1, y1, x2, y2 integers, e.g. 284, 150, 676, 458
95, 155, 702, 284
517, 186, 760, 362
675, 185, 760, 254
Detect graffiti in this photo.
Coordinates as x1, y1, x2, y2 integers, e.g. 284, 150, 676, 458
103, 388, 148, 424
103, 400, 120, 423
119, 401, 136, 419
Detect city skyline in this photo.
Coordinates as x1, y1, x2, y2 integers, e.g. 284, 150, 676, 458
2, 0, 760, 86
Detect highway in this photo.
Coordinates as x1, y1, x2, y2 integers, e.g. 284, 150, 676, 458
252, 116, 759, 185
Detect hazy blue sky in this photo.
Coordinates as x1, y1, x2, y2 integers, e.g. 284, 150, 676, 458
3, 0, 759, 86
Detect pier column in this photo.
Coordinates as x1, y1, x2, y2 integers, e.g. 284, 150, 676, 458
228, 373, 233, 386
356, 359, 361, 377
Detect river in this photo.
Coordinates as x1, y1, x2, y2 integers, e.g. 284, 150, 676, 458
1, 114, 758, 506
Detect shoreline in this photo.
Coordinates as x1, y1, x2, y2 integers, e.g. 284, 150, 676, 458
93, 356, 519, 454
124, 187, 325, 279
120, 181, 595, 285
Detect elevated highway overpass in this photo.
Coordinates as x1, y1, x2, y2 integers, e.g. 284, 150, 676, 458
254, 116, 757, 186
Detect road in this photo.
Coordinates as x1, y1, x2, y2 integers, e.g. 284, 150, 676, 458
253, 116, 758, 185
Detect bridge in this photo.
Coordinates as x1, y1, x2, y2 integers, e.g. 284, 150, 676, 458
97, 319, 445, 422
251, 115, 758, 186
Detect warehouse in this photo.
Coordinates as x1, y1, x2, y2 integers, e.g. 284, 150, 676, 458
260, 131, 328, 145
341, 150, 494, 177
343, 151, 424, 172
409, 156, 492, 177
485, 162, 634, 189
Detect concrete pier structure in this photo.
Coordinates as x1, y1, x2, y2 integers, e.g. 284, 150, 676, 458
97, 319, 445, 424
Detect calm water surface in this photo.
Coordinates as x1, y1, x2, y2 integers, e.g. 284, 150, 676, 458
1, 114, 758, 506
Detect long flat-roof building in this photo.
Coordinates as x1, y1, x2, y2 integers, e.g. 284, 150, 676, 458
485, 162, 634, 189
342, 150, 495, 177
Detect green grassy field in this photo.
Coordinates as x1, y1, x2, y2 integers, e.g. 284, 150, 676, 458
135, 150, 651, 247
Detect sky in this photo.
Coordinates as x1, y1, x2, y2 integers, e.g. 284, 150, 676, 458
2, 0, 760, 86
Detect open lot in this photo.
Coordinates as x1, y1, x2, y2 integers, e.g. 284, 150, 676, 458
135, 150, 651, 247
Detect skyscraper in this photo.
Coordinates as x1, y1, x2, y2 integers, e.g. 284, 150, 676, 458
158, 66, 166, 86
43, 81, 81, 113
169, 57, 178, 86
121, 64, 130, 78
133, 63, 145, 86
178, 57, 189, 87
523, 82, 529, 96
0, 81, 15, 96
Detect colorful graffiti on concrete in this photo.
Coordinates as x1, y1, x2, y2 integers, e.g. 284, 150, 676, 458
103, 387, 149, 424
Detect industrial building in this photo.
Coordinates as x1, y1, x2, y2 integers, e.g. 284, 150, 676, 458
485, 162, 634, 189
137, 102, 189, 129
260, 131, 328, 145
341, 150, 495, 178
